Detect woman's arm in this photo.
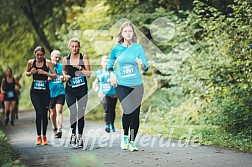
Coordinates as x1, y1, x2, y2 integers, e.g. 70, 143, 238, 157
79, 54, 91, 77
92, 78, 99, 91
138, 45, 149, 72
15, 78, 22, 89
109, 71, 118, 87
1, 78, 5, 93
107, 47, 116, 72
26, 60, 36, 77
107, 47, 118, 87
61, 57, 71, 81
45, 60, 57, 79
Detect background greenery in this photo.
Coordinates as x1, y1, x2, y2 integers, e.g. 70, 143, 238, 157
1, 0, 252, 157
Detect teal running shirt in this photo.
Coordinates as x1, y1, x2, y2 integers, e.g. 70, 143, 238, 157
107, 43, 148, 86
49, 63, 65, 98
96, 69, 116, 96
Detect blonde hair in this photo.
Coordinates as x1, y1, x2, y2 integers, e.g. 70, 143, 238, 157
68, 37, 81, 47
117, 22, 138, 44
101, 55, 108, 62
51, 50, 61, 57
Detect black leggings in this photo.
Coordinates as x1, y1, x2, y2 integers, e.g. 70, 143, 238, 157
115, 84, 143, 141
99, 96, 117, 124
65, 90, 88, 135
30, 91, 50, 136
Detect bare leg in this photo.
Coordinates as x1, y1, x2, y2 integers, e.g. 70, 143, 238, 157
55, 104, 63, 130
54, 104, 63, 138
14, 102, 18, 119
4, 101, 10, 125
50, 108, 57, 130
9, 100, 16, 125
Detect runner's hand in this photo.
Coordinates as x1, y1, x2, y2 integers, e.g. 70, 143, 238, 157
109, 72, 118, 87
64, 75, 71, 81
37, 69, 48, 75
135, 57, 144, 68
30, 68, 37, 75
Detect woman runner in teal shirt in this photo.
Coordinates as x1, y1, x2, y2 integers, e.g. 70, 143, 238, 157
107, 22, 148, 152
48, 50, 65, 138
92, 56, 117, 133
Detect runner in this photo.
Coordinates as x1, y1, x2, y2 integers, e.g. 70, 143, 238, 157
62, 38, 91, 148
107, 22, 149, 151
1, 67, 21, 126
48, 50, 65, 138
26, 46, 57, 145
92, 56, 117, 133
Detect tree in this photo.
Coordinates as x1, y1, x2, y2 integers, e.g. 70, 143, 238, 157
0, 0, 84, 71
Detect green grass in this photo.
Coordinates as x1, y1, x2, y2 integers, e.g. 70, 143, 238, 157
140, 122, 252, 152
139, 88, 252, 153
199, 126, 252, 152
0, 130, 26, 167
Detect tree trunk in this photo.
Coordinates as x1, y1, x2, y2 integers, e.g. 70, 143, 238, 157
20, 0, 53, 52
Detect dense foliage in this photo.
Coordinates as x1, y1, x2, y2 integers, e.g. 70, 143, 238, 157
194, 0, 252, 135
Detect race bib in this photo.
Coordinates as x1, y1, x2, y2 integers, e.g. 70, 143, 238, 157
6, 91, 14, 98
70, 76, 85, 88
120, 65, 136, 78
101, 83, 111, 92
33, 80, 46, 90
52, 76, 62, 84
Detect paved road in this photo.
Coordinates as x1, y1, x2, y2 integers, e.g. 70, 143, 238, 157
1, 110, 252, 167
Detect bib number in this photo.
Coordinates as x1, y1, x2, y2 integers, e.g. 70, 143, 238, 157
101, 83, 111, 92
34, 80, 46, 90
70, 76, 85, 88
6, 91, 14, 98
52, 76, 62, 84
120, 65, 136, 78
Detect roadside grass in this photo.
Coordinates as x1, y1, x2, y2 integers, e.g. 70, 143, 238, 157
86, 104, 252, 152
0, 130, 26, 167
138, 88, 252, 153
140, 122, 252, 152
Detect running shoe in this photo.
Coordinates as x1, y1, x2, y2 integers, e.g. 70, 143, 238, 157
4, 118, 9, 126
128, 141, 138, 152
42, 136, 48, 145
55, 131, 62, 138
35, 136, 42, 145
53, 128, 57, 132
10, 120, 14, 126
105, 124, 110, 133
110, 124, 115, 132
77, 138, 84, 148
120, 135, 129, 150
70, 134, 77, 146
